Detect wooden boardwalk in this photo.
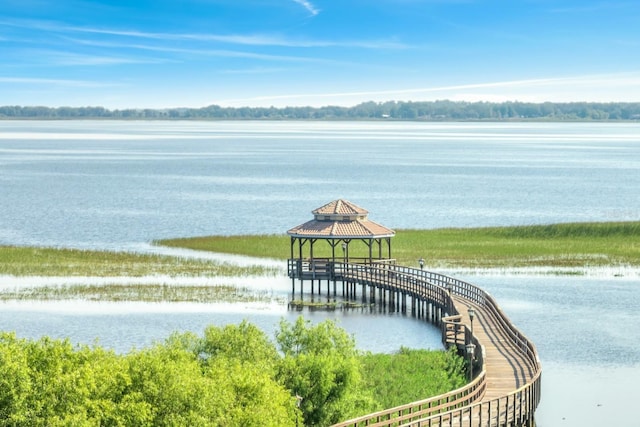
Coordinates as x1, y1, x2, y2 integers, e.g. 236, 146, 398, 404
289, 261, 542, 427
453, 297, 536, 401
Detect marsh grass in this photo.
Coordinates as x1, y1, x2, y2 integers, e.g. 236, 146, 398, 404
361, 347, 466, 409
0, 283, 279, 303
158, 221, 640, 269
0, 246, 279, 277
155, 234, 286, 259
288, 300, 371, 310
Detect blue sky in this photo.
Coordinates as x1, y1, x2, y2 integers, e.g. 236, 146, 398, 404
1, 0, 639, 108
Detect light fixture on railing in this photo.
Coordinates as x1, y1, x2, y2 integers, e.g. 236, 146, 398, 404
468, 308, 476, 334
418, 257, 425, 270
466, 343, 476, 380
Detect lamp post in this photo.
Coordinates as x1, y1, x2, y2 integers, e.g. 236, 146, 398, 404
341, 242, 347, 262
418, 257, 425, 270
465, 343, 476, 381
468, 308, 476, 335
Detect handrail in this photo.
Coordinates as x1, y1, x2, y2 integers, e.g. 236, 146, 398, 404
327, 262, 541, 427
331, 372, 487, 427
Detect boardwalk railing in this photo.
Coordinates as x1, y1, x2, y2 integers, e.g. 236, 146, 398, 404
298, 261, 543, 427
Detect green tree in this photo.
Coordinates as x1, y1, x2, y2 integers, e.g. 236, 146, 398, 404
165, 324, 298, 426
0, 333, 31, 425
197, 321, 279, 371
276, 317, 374, 426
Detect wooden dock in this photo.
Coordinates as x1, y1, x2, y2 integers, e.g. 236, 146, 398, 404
289, 261, 542, 427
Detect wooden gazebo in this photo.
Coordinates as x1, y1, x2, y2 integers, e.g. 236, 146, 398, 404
287, 199, 395, 293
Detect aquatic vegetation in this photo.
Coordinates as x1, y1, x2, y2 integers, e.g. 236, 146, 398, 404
158, 221, 640, 269
0, 246, 279, 277
0, 283, 282, 304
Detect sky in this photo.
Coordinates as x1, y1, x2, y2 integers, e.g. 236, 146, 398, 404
1, 0, 640, 108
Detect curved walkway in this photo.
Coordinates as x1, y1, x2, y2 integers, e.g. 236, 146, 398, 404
325, 263, 542, 427
454, 297, 536, 398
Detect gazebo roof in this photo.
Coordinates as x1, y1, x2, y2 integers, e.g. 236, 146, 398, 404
313, 199, 368, 217
287, 199, 395, 239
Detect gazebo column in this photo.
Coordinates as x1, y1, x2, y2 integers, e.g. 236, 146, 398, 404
290, 237, 295, 294
310, 239, 314, 294
310, 238, 317, 295
329, 239, 338, 299
298, 238, 308, 299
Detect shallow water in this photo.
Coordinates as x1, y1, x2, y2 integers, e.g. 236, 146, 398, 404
2, 121, 639, 249
1, 121, 639, 426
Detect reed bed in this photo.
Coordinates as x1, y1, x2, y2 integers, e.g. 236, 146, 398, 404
155, 234, 286, 259
158, 221, 640, 269
0, 283, 280, 303
0, 246, 279, 277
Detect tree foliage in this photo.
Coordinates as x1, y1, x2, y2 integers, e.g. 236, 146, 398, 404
0, 319, 467, 426
0, 328, 297, 426
276, 317, 375, 426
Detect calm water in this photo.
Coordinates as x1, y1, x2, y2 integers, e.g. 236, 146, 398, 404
1, 120, 640, 426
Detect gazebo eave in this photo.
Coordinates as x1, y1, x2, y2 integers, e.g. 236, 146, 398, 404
287, 232, 395, 239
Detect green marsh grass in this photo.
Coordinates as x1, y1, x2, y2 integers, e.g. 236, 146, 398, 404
155, 234, 287, 259
0, 283, 278, 303
158, 221, 640, 269
0, 246, 278, 277
361, 347, 466, 410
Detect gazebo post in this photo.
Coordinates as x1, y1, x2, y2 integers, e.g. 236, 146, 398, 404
298, 238, 305, 299
290, 237, 295, 295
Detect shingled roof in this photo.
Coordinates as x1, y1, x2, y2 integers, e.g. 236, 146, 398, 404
287, 199, 395, 239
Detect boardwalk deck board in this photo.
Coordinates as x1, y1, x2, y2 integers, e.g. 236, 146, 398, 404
453, 298, 536, 401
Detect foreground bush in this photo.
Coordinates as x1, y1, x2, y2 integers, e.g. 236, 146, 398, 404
0, 319, 465, 426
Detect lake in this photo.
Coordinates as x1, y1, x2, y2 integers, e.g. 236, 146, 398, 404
1, 120, 639, 426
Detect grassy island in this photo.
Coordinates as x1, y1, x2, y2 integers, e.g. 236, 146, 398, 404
0, 246, 279, 277
157, 221, 640, 269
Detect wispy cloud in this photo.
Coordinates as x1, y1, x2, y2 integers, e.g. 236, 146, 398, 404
218, 66, 294, 75
24, 49, 164, 66
216, 73, 640, 106
69, 38, 342, 64
3, 18, 407, 50
0, 77, 121, 88
293, 0, 320, 16
72, 25, 405, 49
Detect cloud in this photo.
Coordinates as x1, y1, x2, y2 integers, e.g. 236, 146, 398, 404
293, 0, 320, 16
70, 38, 342, 64
24, 49, 164, 66
215, 73, 640, 107
0, 77, 121, 88
3, 18, 407, 49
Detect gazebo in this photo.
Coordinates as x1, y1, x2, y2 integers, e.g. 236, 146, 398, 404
287, 199, 395, 292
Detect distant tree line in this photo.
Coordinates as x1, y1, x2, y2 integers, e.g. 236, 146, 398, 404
2, 100, 640, 120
